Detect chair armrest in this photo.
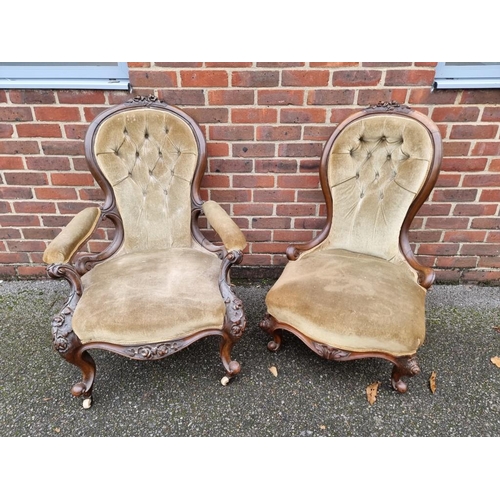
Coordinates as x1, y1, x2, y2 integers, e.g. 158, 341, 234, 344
202, 200, 247, 252
43, 207, 101, 264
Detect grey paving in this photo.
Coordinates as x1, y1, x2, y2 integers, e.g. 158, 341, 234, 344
1, 278, 499, 437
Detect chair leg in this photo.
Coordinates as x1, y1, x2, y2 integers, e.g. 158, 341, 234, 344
259, 313, 283, 352
220, 333, 241, 386
391, 355, 421, 393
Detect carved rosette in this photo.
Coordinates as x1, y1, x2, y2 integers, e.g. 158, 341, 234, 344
367, 100, 411, 113
313, 342, 352, 361
126, 342, 181, 360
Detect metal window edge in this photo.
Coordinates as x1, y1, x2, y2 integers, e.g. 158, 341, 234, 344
0, 78, 131, 90
433, 78, 500, 89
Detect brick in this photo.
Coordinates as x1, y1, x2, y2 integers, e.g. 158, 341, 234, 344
435, 173, 461, 187
242, 229, 273, 242
57, 90, 106, 104
490, 159, 500, 171
209, 125, 254, 141
51, 172, 95, 186
450, 124, 498, 140
158, 89, 206, 105
257, 63, 304, 68
57, 201, 97, 214
129, 70, 177, 87
416, 203, 451, 216
425, 217, 470, 229
363, 62, 412, 67
7, 240, 47, 252
281, 108, 326, 123
486, 232, 500, 243
78, 188, 105, 201
307, 89, 355, 106
282, 70, 330, 86
453, 204, 497, 216
471, 218, 500, 229
303, 126, 336, 142
209, 159, 253, 173
443, 141, 471, 157
431, 106, 480, 122
278, 143, 323, 157
442, 230, 486, 242
463, 174, 500, 187
462, 270, 500, 282
183, 107, 228, 124
34, 187, 78, 200
0, 252, 30, 263
0, 186, 33, 199
0, 215, 40, 227
461, 244, 500, 256
418, 243, 460, 255
180, 70, 228, 87
258, 89, 304, 106
4, 172, 48, 186
479, 190, 500, 202
26, 157, 71, 171
255, 159, 297, 173
0, 107, 33, 121
22, 227, 60, 239
385, 69, 435, 86
16, 123, 62, 138
0, 124, 14, 138
277, 175, 319, 189
65, 124, 89, 140
233, 143, 275, 158
34, 106, 81, 122
296, 190, 325, 202
206, 142, 229, 157
209, 189, 251, 203
41, 140, 85, 156
232, 71, 279, 87
432, 189, 477, 202
311, 62, 358, 67
0, 228, 21, 239
0, 156, 24, 170
357, 89, 407, 106
471, 142, 500, 156
409, 230, 442, 242
294, 217, 326, 230
254, 189, 295, 203
330, 108, 359, 124
436, 256, 478, 268
441, 157, 487, 172
274, 230, 314, 242
256, 126, 301, 141
153, 62, 201, 68
460, 90, 500, 104
208, 89, 254, 105
17, 266, 47, 277
409, 88, 458, 105
13, 201, 56, 213
331, 70, 382, 87
232, 175, 275, 188
434, 269, 461, 282
9, 90, 55, 104
0, 141, 40, 155
276, 204, 317, 216
205, 63, 253, 68
479, 256, 500, 267
232, 108, 277, 123
233, 203, 273, 216
251, 217, 291, 229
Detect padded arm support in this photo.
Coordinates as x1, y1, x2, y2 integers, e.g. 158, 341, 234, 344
202, 200, 247, 252
43, 207, 101, 264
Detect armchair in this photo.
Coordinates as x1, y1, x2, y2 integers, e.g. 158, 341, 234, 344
43, 95, 247, 408
260, 102, 442, 393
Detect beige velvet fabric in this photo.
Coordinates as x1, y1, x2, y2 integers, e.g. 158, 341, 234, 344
325, 115, 433, 262
94, 108, 199, 254
266, 249, 426, 356
203, 200, 247, 251
43, 207, 101, 264
72, 248, 226, 345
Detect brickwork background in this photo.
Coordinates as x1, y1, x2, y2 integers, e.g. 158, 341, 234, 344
1, 62, 499, 283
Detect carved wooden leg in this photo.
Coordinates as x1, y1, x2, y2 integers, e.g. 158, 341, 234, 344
259, 313, 283, 352
219, 333, 242, 386
391, 355, 421, 393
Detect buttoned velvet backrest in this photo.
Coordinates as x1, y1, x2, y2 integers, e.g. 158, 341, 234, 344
93, 108, 199, 254
325, 113, 435, 262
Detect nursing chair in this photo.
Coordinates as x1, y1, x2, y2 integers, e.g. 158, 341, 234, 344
43, 95, 247, 408
260, 102, 442, 392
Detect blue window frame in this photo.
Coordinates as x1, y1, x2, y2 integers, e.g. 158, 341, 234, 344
434, 62, 500, 89
0, 62, 130, 90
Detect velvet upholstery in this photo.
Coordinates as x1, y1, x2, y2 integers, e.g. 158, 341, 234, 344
261, 104, 442, 391
43, 97, 248, 406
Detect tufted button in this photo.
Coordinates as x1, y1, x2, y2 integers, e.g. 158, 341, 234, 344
375, 171, 380, 179
144, 132, 149, 139
123, 128, 128, 135
360, 192, 365, 199
366, 152, 371, 158
163, 189, 168, 195
387, 154, 391, 160
355, 172, 360, 179
381, 135, 386, 141
135, 151, 140, 158
165, 126, 169, 133
379, 192, 384, 200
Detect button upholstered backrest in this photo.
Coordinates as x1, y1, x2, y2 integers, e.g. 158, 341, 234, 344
325, 113, 435, 261
93, 107, 200, 254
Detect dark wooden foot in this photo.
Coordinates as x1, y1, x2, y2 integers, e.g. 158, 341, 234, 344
220, 334, 241, 385
260, 313, 283, 352
391, 355, 421, 393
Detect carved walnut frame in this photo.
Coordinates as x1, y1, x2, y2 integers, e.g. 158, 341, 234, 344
47, 96, 245, 407
260, 102, 443, 393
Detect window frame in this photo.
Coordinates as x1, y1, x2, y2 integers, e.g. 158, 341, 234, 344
0, 62, 130, 90
433, 62, 500, 89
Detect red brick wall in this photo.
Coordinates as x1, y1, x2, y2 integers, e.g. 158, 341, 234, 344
1, 62, 499, 283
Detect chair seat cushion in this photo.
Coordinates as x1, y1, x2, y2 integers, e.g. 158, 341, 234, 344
266, 249, 427, 356
73, 248, 226, 345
